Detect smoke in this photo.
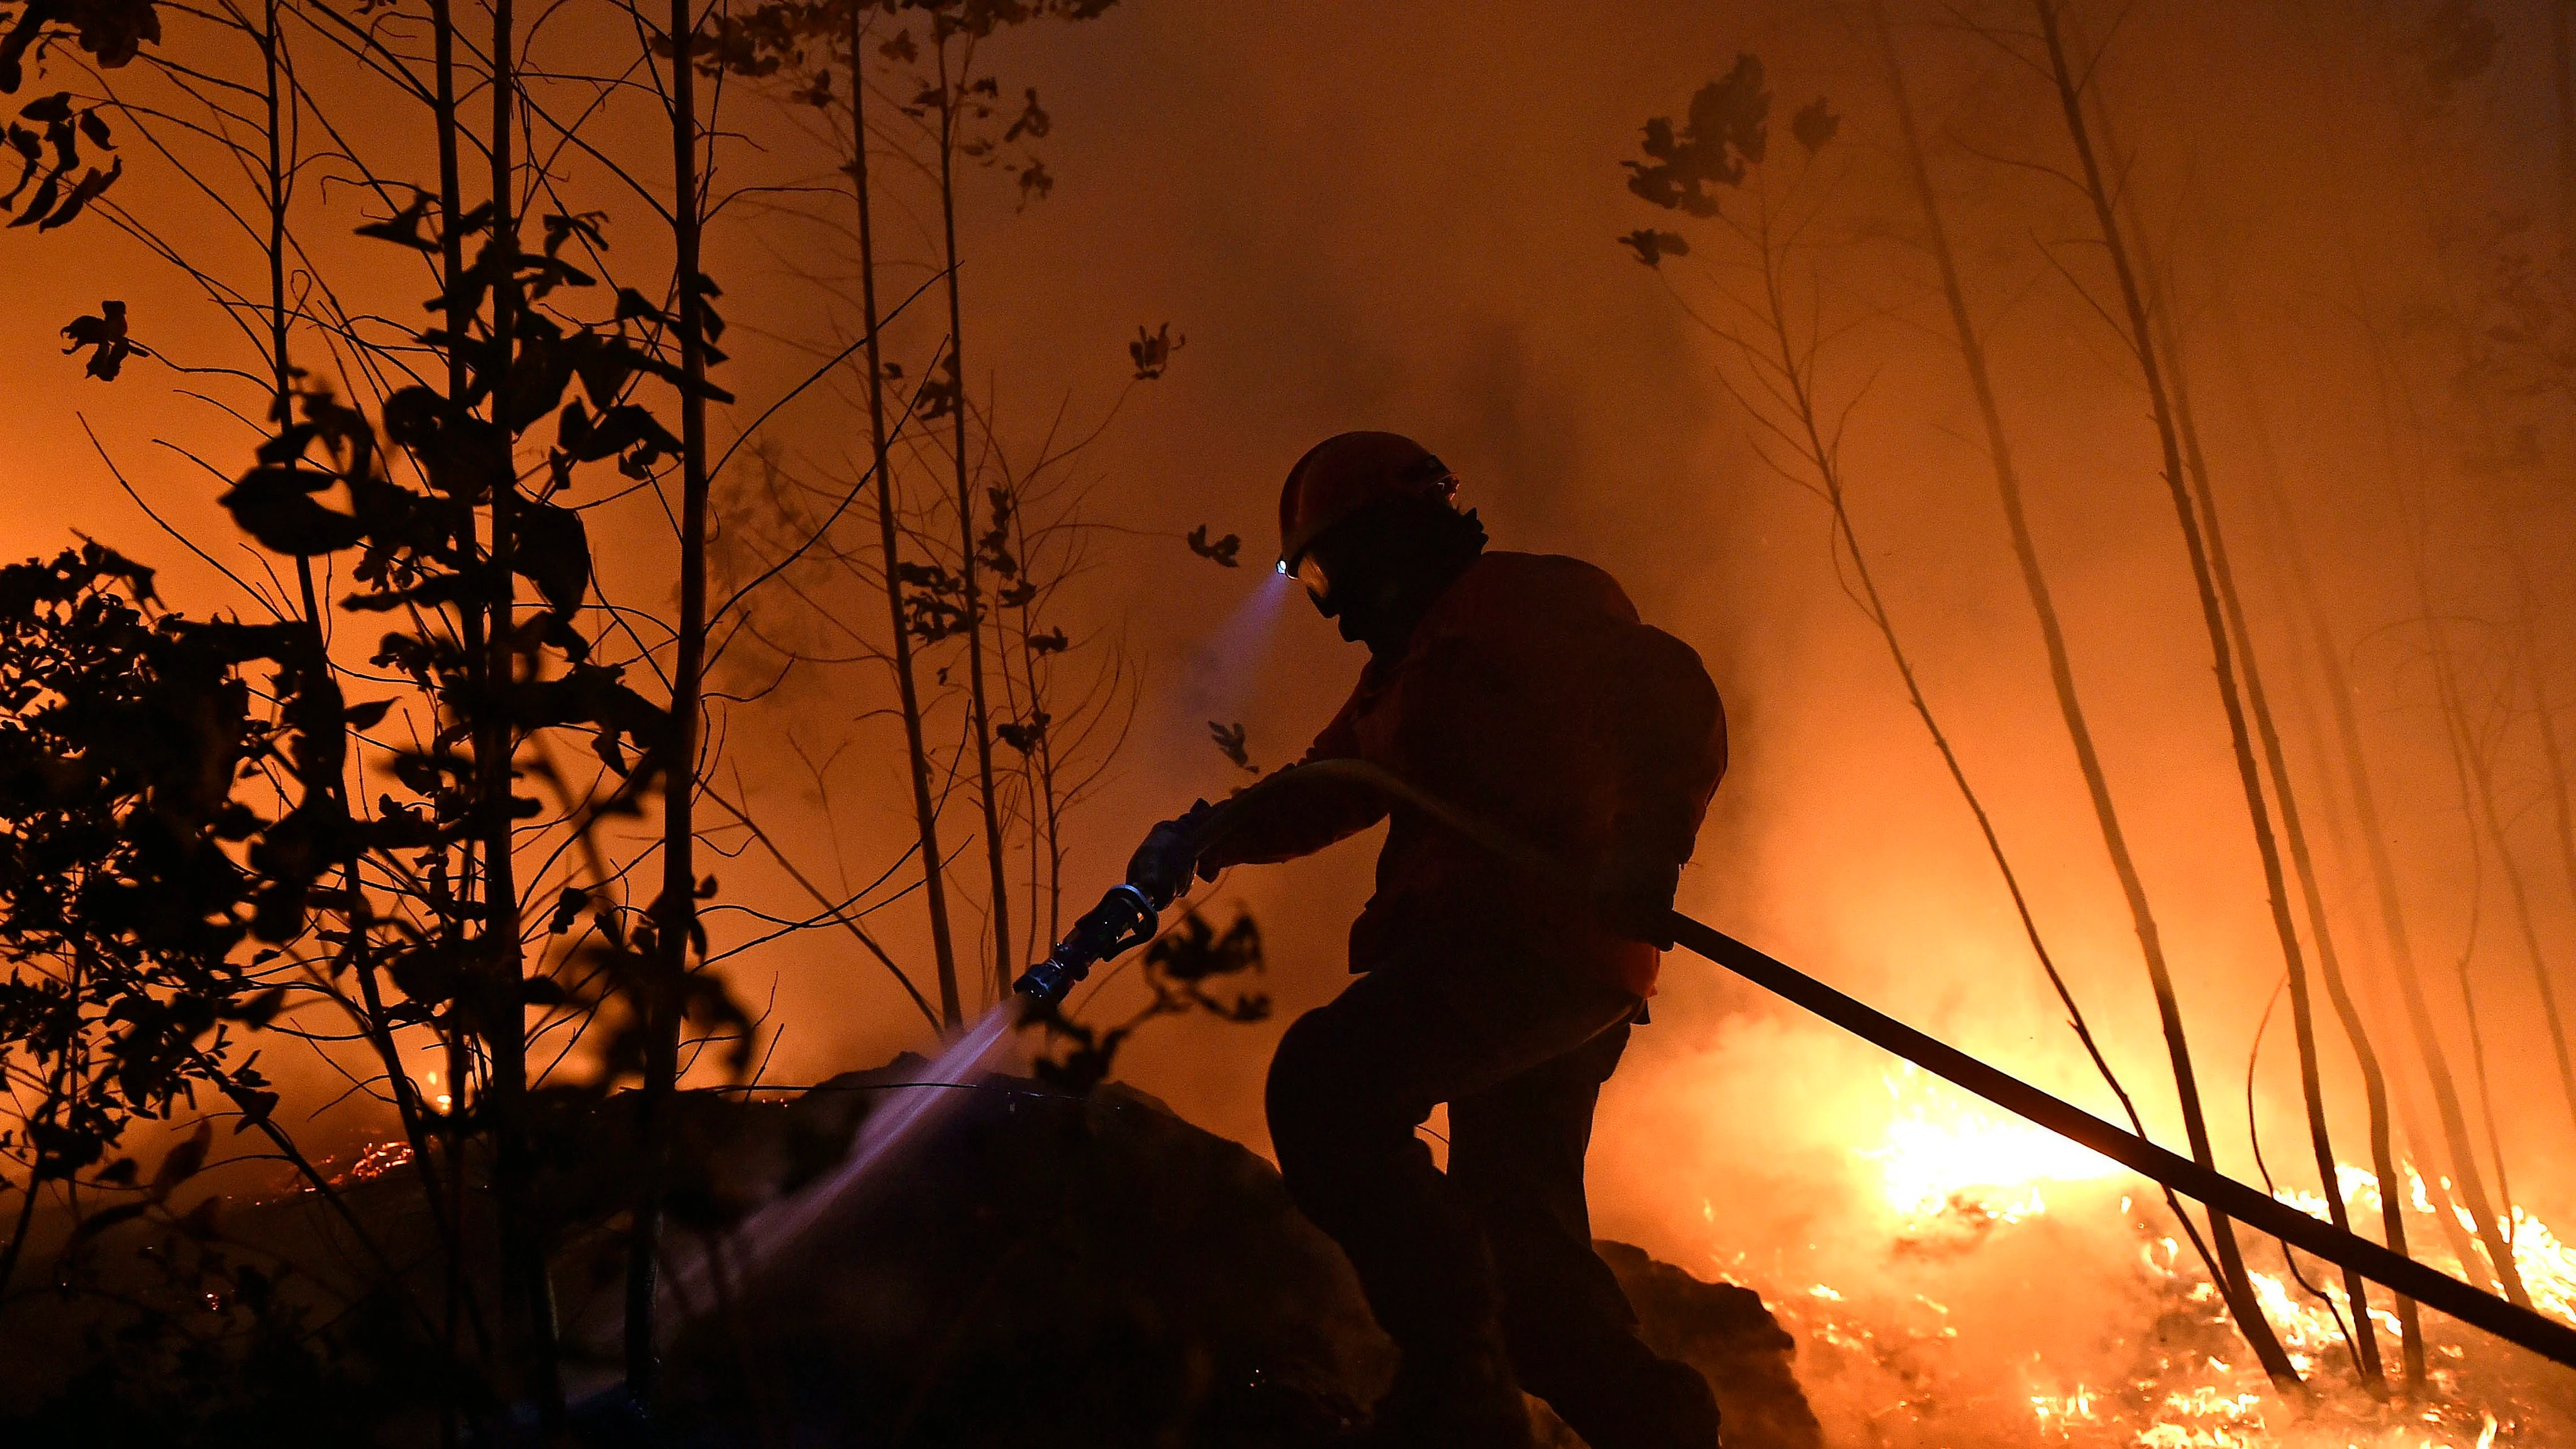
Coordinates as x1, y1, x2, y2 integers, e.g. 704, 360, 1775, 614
616, 0, 2576, 1318
914, 2, 2576, 1429
5, 0, 2573, 1428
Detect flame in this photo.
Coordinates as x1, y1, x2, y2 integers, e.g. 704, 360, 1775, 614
1742, 1071, 2568, 1448
1859, 1063, 2120, 1220
329, 1139, 413, 1189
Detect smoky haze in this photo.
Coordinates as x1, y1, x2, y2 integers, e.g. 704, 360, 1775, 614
913, 0, 2576, 1223
1, 0, 2572, 1438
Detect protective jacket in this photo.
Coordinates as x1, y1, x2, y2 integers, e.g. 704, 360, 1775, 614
1202, 551, 1726, 996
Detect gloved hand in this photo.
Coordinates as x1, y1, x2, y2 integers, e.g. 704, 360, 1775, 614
1126, 799, 1222, 909
1591, 847, 1683, 949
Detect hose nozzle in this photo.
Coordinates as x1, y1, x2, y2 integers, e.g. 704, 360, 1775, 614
1013, 882, 1161, 1006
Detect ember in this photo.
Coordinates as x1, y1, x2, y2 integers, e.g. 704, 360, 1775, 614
1718, 1068, 2573, 1447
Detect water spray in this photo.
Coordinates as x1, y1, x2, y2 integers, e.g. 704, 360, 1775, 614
694, 874, 1184, 1309
676, 574, 1287, 1318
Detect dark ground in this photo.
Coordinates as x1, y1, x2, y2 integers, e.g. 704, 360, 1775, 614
3, 1054, 1821, 1447
625, 1057, 1822, 1448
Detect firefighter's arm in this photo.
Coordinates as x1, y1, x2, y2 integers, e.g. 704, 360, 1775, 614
1126, 698, 1389, 904
1194, 702, 1391, 870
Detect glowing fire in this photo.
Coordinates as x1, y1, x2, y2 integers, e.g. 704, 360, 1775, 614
1732, 1067, 2574, 1448
1860, 1063, 2120, 1221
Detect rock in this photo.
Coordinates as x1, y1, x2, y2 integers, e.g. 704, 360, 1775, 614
1599, 1241, 1824, 1449
644, 1065, 1819, 1448
645, 1070, 1394, 1446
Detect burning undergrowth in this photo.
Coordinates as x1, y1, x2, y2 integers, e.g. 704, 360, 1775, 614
1617, 1023, 2575, 1449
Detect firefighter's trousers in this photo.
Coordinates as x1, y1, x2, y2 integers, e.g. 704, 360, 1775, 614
1265, 947, 1722, 1449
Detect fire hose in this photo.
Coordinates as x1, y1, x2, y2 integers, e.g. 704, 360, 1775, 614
1017, 760, 2576, 1374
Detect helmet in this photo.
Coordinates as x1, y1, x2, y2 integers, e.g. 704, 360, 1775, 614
1277, 431, 1458, 571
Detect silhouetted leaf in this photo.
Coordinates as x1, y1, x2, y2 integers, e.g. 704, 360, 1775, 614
7, 166, 56, 226
1790, 96, 1838, 154
61, 1201, 147, 1253
1616, 229, 1689, 267
541, 208, 606, 258
1130, 321, 1184, 380
229, 1084, 276, 1131
61, 297, 148, 379
1624, 54, 1768, 218
1184, 524, 1237, 566
512, 499, 591, 614
997, 711, 1050, 753
1, 124, 40, 208
355, 189, 437, 252
1013, 157, 1054, 206
228, 985, 287, 1028
1208, 720, 1254, 773
1003, 86, 1050, 143
548, 886, 592, 935
219, 465, 364, 555
150, 1121, 213, 1198
33, 155, 116, 230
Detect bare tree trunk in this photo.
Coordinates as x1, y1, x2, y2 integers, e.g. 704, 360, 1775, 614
2426, 657, 2525, 1254
2384, 1053, 2499, 1293
2441, 643, 2576, 1141
625, 0, 714, 1399
2031, 0, 2301, 1389
472, 0, 562, 1415
2273, 0, 2532, 1316
2341, 619, 2529, 1309
2155, 306, 2384, 1388
1872, 0, 2272, 1373
1729, 135, 2164, 1257
1013, 538, 1065, 955
0, 1038, 74, 1301
2523, 618, 2576, 1114
2345, 310, 2541, 1307
982, 488, 1037, 967
427, 0, 486, 1406
2507, 596, 2576, 1144
932, 30, 1013, 1008
848, 10, 963, 1028
2211, 301, 2427, 1388
258, 0, 323, 636
263, 0, 460, 1338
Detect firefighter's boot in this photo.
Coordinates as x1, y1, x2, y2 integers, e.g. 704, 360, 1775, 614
1354, 1341, 1533, 1449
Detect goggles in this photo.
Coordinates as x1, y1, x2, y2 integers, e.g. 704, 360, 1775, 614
1291, 552, 1333, 606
